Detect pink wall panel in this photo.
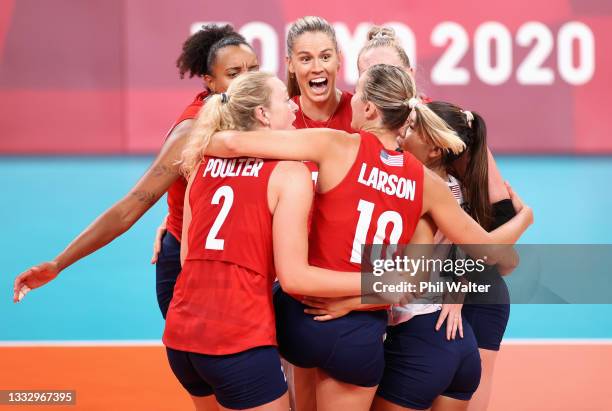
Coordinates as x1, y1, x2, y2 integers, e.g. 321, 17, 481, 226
0, 0, 610, 154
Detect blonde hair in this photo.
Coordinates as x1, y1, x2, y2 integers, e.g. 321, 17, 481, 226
180, 71, 274, 177
358, 26, 411, 69
363, 64, 465, 154
286, 16, 338, 98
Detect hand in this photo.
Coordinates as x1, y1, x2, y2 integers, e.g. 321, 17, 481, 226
436, 303, 464, 340
151, 214, 169, 264
504, 181, 525, 214
13, 261, 61, 303
505, 181, 534, 226
302, 296, 361, 322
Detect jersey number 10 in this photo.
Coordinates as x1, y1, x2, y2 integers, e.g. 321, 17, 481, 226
350, 199, 403, 264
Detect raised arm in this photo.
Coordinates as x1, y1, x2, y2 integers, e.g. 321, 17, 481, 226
13, 119, 193, 302
271, 161, 363, 297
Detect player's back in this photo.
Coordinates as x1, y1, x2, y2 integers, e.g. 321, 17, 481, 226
309, 130, 424, 272
163, 156, 280, 355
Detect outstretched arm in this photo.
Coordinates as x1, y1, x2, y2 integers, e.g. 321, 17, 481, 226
13, 119, 193, 302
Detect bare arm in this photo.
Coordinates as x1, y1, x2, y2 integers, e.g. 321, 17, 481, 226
180, 169, 197, 266
271, 162, 363, 297
207, 128, 354, 164
13, 120, 193, 302
302, 216, 437, 319
52, 120, 193, 271
487, 147, 511, 203
422, 168, 532, 265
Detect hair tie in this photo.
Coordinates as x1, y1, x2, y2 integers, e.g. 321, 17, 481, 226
462, 110, 474, 128
406, 97, 420, 110
221, 92, 230, 104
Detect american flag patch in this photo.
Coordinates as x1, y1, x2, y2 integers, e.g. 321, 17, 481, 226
380, 150, 404, 167
449, 184, 462, 201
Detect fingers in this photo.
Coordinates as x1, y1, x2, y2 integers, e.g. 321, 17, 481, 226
14, 285, 31, 303
313, 314, 334, 322
304, 308, 328, 316
151, 229, 165, 264
301, 298, 327, 309
458, 316, 464, 339
436, 307, 449, 331
13, 269, 31, 301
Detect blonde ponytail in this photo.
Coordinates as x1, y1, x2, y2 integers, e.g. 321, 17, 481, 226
412, 102, 466, 155
180, 94, 233, 177
179, 71, 275, 177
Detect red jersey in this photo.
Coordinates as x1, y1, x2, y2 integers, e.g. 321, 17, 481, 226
293, 91, 354, 183
309, 130, 424, 272
165, 90, 209, 241
292, 90, 354, 132
163, 156, 279, 355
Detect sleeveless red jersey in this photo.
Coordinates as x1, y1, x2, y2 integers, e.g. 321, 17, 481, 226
292, 90, 353, 132
163, 156, 279, 355
309, 130, 424, 272
165, 90, 209, 241
293, 91, 354, 183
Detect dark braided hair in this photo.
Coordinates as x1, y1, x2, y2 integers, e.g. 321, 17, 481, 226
176, 24, 252, 79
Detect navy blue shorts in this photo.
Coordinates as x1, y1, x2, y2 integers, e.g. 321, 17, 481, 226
166, 345, 288, 409
156, 231, 181, 319
462, 303, 510, 351
273, 284, 387, 387
377, 312, 481, 410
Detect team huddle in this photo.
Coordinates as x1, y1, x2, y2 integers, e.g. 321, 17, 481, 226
13, 16, 533, 411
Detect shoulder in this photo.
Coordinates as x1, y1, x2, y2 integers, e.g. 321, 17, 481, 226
273, 161, 311, 179
269, 161, 313, 199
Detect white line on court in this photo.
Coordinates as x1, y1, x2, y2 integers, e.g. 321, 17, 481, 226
1, 339, 612, 347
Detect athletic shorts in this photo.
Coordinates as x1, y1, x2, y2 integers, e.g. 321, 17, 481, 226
273, 284, 387, 387
155, 231, 181, 319
377, 311, 481, 410
165, 345, 287, 409
462, 303, 510, 351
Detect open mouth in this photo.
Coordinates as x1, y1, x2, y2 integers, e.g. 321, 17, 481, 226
308, 77, 328, 94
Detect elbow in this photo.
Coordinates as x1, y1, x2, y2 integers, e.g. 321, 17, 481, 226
498, 252, 520, 276
277, 274, 302, 295
276, 267, 309, 296
223, 134, 241, 156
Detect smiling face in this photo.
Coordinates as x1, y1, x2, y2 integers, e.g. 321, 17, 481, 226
204, 44, 259, 93
287, 31, 341, 104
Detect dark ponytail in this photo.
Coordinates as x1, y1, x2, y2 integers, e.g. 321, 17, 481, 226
427, 101, 492, 230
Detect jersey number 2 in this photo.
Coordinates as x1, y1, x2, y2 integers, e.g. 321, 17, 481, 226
205, 186, 234, 250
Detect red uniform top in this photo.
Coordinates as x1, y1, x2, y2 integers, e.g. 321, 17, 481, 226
165, 90, 209, 241
292, 90, 354, 131
293, 91, 354, 182
309, 130, 424, 272
163, 156, 280, 355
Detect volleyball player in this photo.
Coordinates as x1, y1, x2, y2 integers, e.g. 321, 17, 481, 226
283, 16, 354, 410
205, 64, 533, 411
12, 25, 259, 314
164, 70, 378, 411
